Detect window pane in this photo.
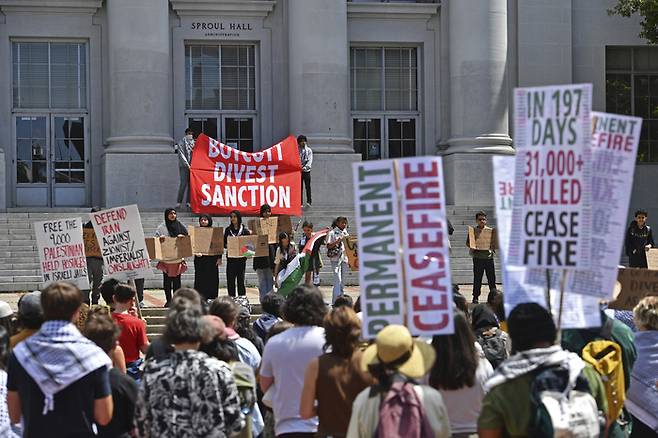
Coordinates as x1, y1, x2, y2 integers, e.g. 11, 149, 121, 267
606, 47, 631, 70
16, 161, 32, 183
638, 140, 649, 163
402, 140, 415, 157
389, 140, 402, 158
402, 119, 415, 139
33, 161, 47, 183
605, 74, 631, 115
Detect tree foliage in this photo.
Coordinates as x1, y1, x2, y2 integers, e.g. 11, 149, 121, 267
608, 0, 658, 43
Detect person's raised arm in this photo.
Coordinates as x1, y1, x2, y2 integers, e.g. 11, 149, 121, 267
299, 358, 319, 419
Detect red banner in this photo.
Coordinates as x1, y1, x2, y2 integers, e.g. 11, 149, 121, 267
190, 134, 302, 216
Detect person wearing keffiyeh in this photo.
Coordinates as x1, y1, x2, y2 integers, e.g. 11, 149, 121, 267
6, 281, 113, 438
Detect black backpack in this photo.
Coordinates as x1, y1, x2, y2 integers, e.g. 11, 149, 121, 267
475, 327, 509, 369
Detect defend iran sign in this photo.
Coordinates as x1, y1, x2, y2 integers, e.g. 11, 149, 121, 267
190, 134, 302, 216
354, 157, 453, 339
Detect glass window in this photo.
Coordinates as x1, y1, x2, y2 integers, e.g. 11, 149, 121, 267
186, 44, 256, 110
224, 118, 254, 152
388, 119, 416, 158
606, 47, 658, 162
53, 117, 85, 184
351, 47, 417, 111
353, 119, 381, 160
16, 117, 48, 183
12, 42, 87, 109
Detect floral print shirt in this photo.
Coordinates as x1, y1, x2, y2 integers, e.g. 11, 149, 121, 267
136, 350, 244, 438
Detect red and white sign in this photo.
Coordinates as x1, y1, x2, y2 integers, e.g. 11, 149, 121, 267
190, 134, 302, 216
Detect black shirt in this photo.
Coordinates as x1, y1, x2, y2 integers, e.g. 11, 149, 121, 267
97, 368, 138, 438
6, 353, 111, 438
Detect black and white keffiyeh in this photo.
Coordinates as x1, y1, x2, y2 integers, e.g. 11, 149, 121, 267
485, 345, 584, 391
13, 321, 111, 414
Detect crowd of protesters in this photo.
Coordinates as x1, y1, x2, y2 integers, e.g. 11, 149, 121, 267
0, 279, 653, 437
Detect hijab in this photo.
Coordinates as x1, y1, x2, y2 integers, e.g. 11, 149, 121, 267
164, 208, 188, 237
471, 304, 500, 332
199, 214, 213, 228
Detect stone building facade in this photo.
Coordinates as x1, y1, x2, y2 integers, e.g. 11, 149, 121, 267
0, 0, 654, 219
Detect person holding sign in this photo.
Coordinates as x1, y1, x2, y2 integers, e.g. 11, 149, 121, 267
83, 207, 103, 305
253, 205, 277, 302
174, 127, 195, 209
466, 211, 497, 304
223, 210, 252, 297
155, 208, 189, 307
625, 209, 655, 268
326, 217, 349, 304
274, 232, 297, 289
193, 215, 221, 301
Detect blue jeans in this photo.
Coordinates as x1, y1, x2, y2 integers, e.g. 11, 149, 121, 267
256, 268, 274, 302
331, 260, 348, 303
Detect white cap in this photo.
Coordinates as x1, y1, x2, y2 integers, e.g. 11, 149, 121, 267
0, 301, 13, 319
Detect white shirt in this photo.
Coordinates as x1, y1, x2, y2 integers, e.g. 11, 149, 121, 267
438, 353, 494, 434
259, 326, 325, 435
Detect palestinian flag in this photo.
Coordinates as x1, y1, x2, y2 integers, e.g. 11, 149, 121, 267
240, 243, 256, 258
277, 227, 329, 297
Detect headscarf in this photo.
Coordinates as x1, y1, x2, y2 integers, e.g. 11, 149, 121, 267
164, 208, 188, 237
471, 304, 500, 332
198, 214, 213, 228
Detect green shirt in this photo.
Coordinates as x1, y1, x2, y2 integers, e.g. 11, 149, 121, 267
477, 366, 607, 437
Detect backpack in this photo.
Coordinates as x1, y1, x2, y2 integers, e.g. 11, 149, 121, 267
580, 319, 626, 425
529, 365, 600, 438
374, 380, 434, 438
476, 327, 509, 369
229, 361, 257, 438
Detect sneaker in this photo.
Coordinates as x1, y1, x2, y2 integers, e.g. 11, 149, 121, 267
472, 297, 479, 304
139, 301, 145, 308
186, 202, 191, 208
313, 272, 320, 285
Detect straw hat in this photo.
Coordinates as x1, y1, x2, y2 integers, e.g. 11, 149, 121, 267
361, 325, 436, 379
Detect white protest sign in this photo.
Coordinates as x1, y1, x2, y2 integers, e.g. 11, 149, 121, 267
526, 111, 642, 298
508, 84, 592, 269
398, 157, 453, 337
354, 158, 454, 339
34, 217, 90, 289
91, 205, 151, 281
493, 156, 601, 328
354, 160, 405, 339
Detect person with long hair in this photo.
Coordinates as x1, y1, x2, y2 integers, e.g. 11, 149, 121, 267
274, 231, 297, 289
193, 214, 221, 301
155, 208, 189, 307
429, 311, 494, 437
253, 205, 277, 302
223, 210, 251, 297
326, 217, 349, 303
300, 306, 373, 437
347, 324, 451, 437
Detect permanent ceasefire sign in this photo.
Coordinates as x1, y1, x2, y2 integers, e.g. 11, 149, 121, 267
353, 157, 453, 339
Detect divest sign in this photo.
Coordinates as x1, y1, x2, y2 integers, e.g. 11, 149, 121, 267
190, 134, 302, 216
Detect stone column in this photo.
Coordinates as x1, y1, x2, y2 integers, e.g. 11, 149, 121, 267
443, 0, 513, 205
287, 0, 352, 153
103, 0, 176, 208
287, 0, 360, 208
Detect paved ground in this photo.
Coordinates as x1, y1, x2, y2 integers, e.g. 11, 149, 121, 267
0, 284, 485, 311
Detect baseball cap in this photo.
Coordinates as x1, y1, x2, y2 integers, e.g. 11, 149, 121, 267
18, 291, 43, 319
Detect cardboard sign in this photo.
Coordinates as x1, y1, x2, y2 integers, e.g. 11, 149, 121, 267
508, 84, 593, 269
343, 236, 358, 271
83, 228, 102, 258
647, 248, 658, 270
34, 217, 90, 289
189, 226, 224, 255
609, 268, 658, 311
249, 216, 293, 244
90, 205, 151, 281
467, 226, 496, 251
227, 235, 268, 258
354, 157, 453, 339
190, 134, 302, 216
145, 236, 193, 262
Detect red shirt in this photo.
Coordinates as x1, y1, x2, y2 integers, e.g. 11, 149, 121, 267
112, 312, 148, 363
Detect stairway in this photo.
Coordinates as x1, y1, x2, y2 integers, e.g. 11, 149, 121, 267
0, 205, 500, 292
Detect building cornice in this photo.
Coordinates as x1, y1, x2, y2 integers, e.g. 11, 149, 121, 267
170, 0, 275, 17
347, 2, 439, 20
0, 0, 102, 14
